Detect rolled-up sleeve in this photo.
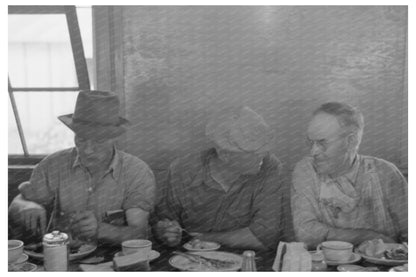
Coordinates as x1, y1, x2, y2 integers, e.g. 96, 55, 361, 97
248, 160, 289, 250
19, 158, 54, 207
154, 159, 184, 223
123, 160, 156, 213
291, 159, 331, 249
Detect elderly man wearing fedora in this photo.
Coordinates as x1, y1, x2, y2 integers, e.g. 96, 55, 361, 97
9, 90, 156, 245
153, 107, 292, 250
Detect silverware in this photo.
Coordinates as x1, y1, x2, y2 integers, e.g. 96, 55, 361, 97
172, 251, 236, 268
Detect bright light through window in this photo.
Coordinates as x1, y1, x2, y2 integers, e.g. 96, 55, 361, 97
8, 6, 93, 156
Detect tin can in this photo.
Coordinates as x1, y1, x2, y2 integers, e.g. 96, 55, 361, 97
43, 230, 69, 271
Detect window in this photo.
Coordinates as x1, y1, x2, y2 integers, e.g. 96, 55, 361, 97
8, 6, 93, 162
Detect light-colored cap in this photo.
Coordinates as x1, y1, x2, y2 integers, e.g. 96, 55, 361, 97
206, 106, 275, 153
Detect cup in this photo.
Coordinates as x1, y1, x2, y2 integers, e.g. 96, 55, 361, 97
8, 240, 24, 264
121, 239, 152, 258
317, 241, 353, 262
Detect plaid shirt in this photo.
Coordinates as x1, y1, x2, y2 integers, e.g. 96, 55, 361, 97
155, 148, 292, 249
19, 147, 155, 224
291, 155, 408, 248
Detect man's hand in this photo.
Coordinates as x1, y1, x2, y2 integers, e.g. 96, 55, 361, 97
155, 219, 182, 247
70, 211, 98, 241
21, 206, 47, 236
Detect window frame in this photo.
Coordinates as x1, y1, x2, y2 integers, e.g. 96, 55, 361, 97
8, 5, 90, 164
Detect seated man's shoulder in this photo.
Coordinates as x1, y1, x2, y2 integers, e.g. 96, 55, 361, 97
360, 155, 400, 173
117, 150, 153, 174
37, 147, 76, 167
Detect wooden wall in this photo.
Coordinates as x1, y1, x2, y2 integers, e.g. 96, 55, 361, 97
95, 6, 407, 187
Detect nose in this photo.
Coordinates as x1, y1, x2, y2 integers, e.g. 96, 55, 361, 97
310, 142, 322, 157
83, 140, 95, 155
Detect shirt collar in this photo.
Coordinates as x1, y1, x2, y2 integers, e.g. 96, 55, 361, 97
72, 147, 121, 180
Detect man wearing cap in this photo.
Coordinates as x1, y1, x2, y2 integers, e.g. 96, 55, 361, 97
153, 107, 291, 250
9, 90, 156, 245
291, 102, 407, 249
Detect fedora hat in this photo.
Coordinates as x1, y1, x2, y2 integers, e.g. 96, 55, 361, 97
58, 90, 130, 140
206, 106, 275, 153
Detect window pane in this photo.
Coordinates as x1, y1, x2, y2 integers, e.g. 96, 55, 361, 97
76, 6, 95, 89
8, 98, 23, 155
14, 91, 78, 154
8, 14, 78, 87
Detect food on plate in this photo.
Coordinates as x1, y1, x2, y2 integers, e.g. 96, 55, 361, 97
357, 239, 408, 260
171, 251, 241, 271
357, 239, 386, 258
385, 248, 408, 260
187, 239, 218, 250
181, 256, 238, 271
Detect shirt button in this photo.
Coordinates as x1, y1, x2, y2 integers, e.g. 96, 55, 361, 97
87, 187, 93, 193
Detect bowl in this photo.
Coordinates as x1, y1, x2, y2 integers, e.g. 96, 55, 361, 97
8, 240, 24, 264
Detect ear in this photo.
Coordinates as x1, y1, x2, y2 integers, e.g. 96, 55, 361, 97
346, 133, 359, 150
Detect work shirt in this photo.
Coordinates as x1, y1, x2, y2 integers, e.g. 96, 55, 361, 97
291, 155, 408, 248
19, 147, 156, 228
155, 148, 292, 249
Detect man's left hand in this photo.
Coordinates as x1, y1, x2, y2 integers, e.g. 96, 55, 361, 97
71, 211, 98, 241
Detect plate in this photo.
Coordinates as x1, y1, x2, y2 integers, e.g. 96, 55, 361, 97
389, 264, 408, 272
169, 251, 242, 271
337, 265, 379, 272
114, 250, 160, 261
9, 253, 29, 265
8, 262, 37, 272
80, 250, 160, 271
24, 244, 97, 261
183, 241, 221, 252
355, 243, 408, 266
325, 253, 361, 266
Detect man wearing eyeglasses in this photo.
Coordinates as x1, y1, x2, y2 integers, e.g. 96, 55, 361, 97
291, 102, 407, 249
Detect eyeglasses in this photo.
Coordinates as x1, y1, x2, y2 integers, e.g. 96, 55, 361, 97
305, 134, 348, 152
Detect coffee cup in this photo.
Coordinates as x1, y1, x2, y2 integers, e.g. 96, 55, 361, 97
8, 240, 24, 264
317, 241, 353, 262
121, 239, 152, 259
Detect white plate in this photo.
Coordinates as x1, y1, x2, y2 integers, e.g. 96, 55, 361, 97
24, 244, 97, 261
325, 253, 361, 266
337, 265, 379, 272
169, 251, 242, 271
114, 250, 160, 261
355, 243, 407, 266
80, 250, 160, 271
8, 262, 37, 272
183, 241, 221, 252
9, 253, 29, 265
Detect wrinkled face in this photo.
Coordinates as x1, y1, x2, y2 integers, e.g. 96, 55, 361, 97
74, 135, 115, 169
217, 148, 266, 175
306, 113, 352, 175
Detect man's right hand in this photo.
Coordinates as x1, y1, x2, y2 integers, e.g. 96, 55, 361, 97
21, 205, 47, 236
155, 219, 182, 247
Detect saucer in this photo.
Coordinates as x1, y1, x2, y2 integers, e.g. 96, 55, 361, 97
114, 250, 160, 262
325, 253, 361, 266
9, 262, 37, 272
9, 253, 28, 265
